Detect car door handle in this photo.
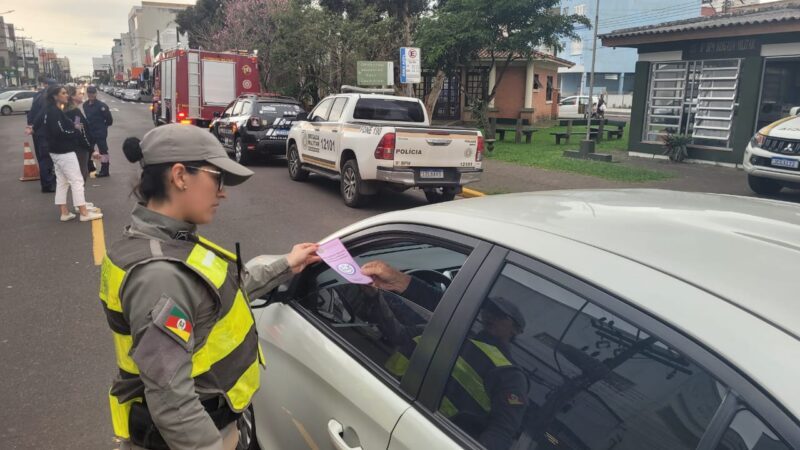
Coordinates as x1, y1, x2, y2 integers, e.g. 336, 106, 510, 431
327, 419, 363, 450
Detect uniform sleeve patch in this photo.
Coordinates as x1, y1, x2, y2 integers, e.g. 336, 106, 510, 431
505, 393, 526, 406
152, 295, 194, 351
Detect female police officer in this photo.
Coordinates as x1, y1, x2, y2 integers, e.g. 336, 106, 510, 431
99, 124, 320, 450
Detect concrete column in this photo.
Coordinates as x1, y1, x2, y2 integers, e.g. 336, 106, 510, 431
488, 64, 497, 108
524, 61, 535, 109
618, 72, 625, 96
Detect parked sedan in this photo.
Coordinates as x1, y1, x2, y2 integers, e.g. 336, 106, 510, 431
123, 89, 142, 102
247, 190, 800, 450
0, 90, 37, 115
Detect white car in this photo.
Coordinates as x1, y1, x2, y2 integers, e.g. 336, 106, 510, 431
123, 89, 141, 102
247, 190, 800, 450
743, 107, 800, 195
287, 93, 483, 207
0, 90, 37, 115
558, 95, 599, 118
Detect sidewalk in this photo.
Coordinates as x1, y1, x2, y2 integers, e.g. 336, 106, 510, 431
469, 153, 800, 202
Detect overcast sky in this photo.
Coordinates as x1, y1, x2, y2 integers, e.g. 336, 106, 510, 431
1, 0, 195, 77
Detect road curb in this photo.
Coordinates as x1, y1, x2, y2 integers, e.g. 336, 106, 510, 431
461, 188, 486, 198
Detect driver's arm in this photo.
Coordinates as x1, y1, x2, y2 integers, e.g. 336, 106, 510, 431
361, 260, 444, 310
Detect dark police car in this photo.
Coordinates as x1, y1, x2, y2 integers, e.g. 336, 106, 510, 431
211, 93, 305, 165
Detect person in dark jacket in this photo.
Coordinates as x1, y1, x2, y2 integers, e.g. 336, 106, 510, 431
64, 85, 95, 181
43, 85, 103, 222
83, 85, 113, 177
25, 76, 57, 192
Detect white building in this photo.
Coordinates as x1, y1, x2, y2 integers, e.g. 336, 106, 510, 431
127, 1, 189, 68
120, 32, 134, 78
92, 55, 113, 75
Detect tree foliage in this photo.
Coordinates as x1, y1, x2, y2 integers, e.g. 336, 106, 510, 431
175, 0, 225, 50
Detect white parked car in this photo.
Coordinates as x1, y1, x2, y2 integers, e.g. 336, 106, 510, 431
123, 89, 141, 102
247, 190, 800, 450
558, 95, 599, 118
0, 90, 37, 115
743, 107, 800, 195
287, 93, 483, 207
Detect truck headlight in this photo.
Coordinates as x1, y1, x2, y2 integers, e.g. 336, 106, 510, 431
750, 133, 766, 148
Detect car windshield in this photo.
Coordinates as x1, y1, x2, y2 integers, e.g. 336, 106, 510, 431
256, 102, 304, 122
0, 91, 18, 100
352, 98, 425, 123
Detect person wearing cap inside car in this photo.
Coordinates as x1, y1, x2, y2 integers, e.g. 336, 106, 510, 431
99, 124, 320, 450
359, 261, 529, 450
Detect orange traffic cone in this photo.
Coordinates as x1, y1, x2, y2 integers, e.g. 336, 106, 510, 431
20, 142, 40, 182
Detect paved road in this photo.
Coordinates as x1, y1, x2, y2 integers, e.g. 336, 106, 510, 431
0, 92, 428, 450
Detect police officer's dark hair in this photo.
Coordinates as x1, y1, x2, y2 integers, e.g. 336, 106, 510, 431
123, 137, 204, 203
45, 85, 65, 107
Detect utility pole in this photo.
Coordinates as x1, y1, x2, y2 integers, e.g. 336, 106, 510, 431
584, 0, 600, 142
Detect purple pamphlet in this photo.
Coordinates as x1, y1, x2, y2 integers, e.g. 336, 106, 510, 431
317, 238, 373, 285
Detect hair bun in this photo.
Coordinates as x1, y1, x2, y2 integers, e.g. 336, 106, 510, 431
123, 137, 143, 163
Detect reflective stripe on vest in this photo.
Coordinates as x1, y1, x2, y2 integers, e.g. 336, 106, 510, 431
384, 336, 512, 418
100, 236, 261, 440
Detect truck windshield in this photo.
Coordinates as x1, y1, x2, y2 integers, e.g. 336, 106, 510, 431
257, 102, 304, 122
353, 98, 425, 123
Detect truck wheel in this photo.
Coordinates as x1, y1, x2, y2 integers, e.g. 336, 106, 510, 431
341, 159, 371, 208
748, 174, 783, 195
287, 144, 309, 181
424, 187, 458, 204
233, 138, 252, 166
1, 106, 11, 116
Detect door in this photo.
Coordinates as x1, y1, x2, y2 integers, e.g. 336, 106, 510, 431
559, 97, 578, 116
13, 91, 36, 111
252, 226, 486, 450
214, 101, 236, 146
321, 97, 348, 170
433, 75, 461, 121
222, 100, 246, 147
300, 98, 335, 170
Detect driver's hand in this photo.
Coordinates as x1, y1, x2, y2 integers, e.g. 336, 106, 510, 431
361, 260, 411, 293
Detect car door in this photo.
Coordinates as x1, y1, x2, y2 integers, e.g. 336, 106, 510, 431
559, 97, 578, 117
219, 101, 242, 147
300, 98, 335, 170
321, 97, 349, 170
15, 91, 36, 111
213, 102, 235, 144
251, 225, 493, 450
393, 248, 800, 450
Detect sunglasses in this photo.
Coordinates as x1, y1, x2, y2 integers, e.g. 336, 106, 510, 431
186, 166, 224, 192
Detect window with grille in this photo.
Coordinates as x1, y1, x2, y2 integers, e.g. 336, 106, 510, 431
465, 68, 488, 107
574, 4, 586, 15
643, 59, 740, 149
534, 74, 541, 90
546, 76, 554, 102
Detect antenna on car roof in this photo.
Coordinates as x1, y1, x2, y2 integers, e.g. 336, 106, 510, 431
341, 85, 395, 95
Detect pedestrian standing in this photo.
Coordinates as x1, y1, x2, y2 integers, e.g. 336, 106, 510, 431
597, 94, 606, 119
64, 85, 94, 181
83, 85, 113, 177
43, 85, 103, 222
101, 124, 320, 450
25, 76, 57, 192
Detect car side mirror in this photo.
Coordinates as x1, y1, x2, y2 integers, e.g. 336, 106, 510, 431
213, 112, 221, 118
9, 98, 15, 102
295, 112, 308, 121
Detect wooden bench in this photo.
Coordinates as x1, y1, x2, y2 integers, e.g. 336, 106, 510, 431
489, 117, 535, 144
551, 131, 599, 145
497, 127, 537, 143
552, 119, 603, 144
605, 120, 627, 140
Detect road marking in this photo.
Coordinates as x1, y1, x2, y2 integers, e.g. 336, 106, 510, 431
92, 211, 106, 266
461, 187, 486, 198
111, 108, 119, 112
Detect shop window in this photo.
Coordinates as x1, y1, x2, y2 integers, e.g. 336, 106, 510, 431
643, 59, 740, 149
546, 76, 554, 102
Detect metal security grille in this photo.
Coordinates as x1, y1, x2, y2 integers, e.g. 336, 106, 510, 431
643, 59, 740, 149
465, 69, 488, 107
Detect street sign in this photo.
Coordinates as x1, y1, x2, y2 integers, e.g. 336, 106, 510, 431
400, 47, 421, 84
357, 61, 393, 86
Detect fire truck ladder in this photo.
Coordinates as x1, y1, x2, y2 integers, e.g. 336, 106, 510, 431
188, 52, 200, 119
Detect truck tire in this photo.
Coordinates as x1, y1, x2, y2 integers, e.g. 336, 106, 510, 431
748, 174, 783, 195
341, 159, 371, 208
424, 187, 458, 204
233, 137, 252, 166
287, 143, 309, 181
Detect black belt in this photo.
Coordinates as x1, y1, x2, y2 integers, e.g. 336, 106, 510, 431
129, 398, 241, 450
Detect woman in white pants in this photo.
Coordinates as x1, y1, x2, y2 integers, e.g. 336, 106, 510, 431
43, 85, 102, 222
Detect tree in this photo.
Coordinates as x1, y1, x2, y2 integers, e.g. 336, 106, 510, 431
415, 0, 589, 119
175, 0, 225, 50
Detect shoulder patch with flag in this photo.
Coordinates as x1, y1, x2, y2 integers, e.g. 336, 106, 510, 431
164, 306, 193, 343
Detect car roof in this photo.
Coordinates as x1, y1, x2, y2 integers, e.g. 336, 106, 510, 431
344, 189, 800, 341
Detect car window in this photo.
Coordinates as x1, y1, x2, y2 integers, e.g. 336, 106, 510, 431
297, 240, 469, 382
0, 91, 14, 100
256, 102, 303, 122
222, 104, 234, 118
328, 97, 349, 122
561, 97, 576, 106
353, 98, 425, 122
310, 98, 334, 122
715, 409, 790, 450
437, 263, 726, 450
17, 92, 35, 99
232, 101, 245, 116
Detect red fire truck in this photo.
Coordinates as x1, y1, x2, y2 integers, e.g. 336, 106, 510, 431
151, 48, 260, 127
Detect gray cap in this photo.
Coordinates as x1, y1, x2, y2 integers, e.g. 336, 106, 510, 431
139, 124, 254, 186
486, 296, 526, 331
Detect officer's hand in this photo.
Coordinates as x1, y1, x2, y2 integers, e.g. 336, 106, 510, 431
24, 126, 32, 136
361, 261, 411, 293
287, 243, 321, 274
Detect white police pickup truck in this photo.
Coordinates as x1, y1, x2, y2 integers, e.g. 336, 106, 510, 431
744, 107, 800, 195
286, 93, 484, 207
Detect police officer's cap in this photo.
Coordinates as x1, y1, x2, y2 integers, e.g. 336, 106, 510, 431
485, 296, 526, 332
123, 124, 254, 186
86, 85, 97, 93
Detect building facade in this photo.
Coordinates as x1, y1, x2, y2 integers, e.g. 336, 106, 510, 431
0, 17, 15, 86
127, 2, 189, 69
112, 38, 125, 82
15, 39, 39, 84
601, 2, 800, 165
557, 0, 702, 106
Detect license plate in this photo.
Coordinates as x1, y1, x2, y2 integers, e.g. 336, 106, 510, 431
420, 169, 444, 179
276, 129, 289, 136
771, 157, 800, 169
